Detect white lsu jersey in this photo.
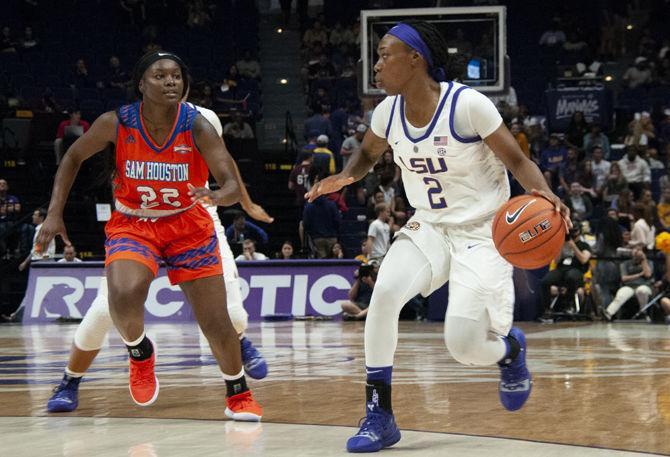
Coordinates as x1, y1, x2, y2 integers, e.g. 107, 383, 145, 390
374, 81, 510, 226
190, 103, 225, 225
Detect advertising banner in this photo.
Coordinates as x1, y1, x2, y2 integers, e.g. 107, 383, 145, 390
21, 260, 358, 323
545, 86, 612, 132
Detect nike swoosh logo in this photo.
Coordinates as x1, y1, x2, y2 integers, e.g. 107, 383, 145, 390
466, 244, 479, 249
366, 369, 383, 374
505, 199, 536, 225
394, 141, 400, 145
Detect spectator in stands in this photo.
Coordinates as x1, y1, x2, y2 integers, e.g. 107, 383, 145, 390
603, 162, 628, 204
236, 51, 261, 80
603, 247, 654, 321
643, 147, 664, 170
288, 150, 313, 210
565, 111, 589, 150
58, 245, 82, 263
558, 146, 581, 192
592, 211, 625, 308
277, 240, 295, 260
657, 188, 670, 232
329, 21, 352, 48
40, 88, 58, 113
0, 179, 26, 258
307, 87, 331, 113
566, 182, 593, 222
341, 263, 377, 321
510, 122, 529, 159
72, 58, 94, 89
187, 0, 212, 28
367, 203, 391, 263
638, 188, 656, 216
313, 135, 336, 175
304, 105, 332, 140
612, 188, 635, 230
659, 109, 670, 149
630, 203, 656, 251
1, 26, 17, 53
539, 223, 592, 317
19, 208, 55, 271
303, 168, 341, 258
375, 149, 401, 187
355, 239, 369, 264
660, 162, 670, 194
622, 57, 653, 89
540, 133, 567, 188
655, 276, 670, 324
330, 242, 344, 259
194, 83, 214, 110
225, 212, 269, 245
102, 55, 130, 90
538, 17, 566, 49
341, 124, 367, 169
219, 64, 240, 97
20, 26, 38, 50
308, 54, 337, 81
583, 124, 611, 159
223, 112, 254, 139
591, 146, 611, 195
303, 20, 328, 50
54, 109, 91, 165
618, 146, 651, 198
235, 239, 268, 261
624, 117, 651, 148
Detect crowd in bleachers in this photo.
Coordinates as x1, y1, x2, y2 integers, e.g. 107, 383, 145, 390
0, 1, 262, 125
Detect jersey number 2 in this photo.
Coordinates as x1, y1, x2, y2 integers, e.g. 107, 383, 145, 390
423, 177, 447, 209
137, 186, 182, 209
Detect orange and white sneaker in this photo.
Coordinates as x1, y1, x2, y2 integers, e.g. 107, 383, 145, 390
128, 350, 159, 406
225, 390, 263, 422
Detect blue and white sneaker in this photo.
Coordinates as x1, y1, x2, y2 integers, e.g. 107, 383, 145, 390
47, 374, 81, 412
346, 404, 401, 453
498, 327, 532, 411
240, 337, 268, 380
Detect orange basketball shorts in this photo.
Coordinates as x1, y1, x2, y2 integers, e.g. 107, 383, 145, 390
104, 206, 222, 285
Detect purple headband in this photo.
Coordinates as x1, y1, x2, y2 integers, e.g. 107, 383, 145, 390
388, 23, 433, 67
387, 23, 446, 82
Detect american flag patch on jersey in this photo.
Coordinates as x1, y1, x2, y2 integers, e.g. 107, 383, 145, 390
433, 136, 448, 146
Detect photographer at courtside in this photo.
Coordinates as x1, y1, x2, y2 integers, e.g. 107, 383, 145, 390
340, 263, 378, 320
538, 223, 592, 318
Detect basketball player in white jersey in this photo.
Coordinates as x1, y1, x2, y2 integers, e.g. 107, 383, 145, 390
306, 20, 570, 453
47, 101, 273, 413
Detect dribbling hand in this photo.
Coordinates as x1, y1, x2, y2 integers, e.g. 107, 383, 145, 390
531, 189, 572, 230
305, 174, 354, 202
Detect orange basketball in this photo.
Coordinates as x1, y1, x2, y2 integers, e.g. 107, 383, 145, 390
492, 195, 566, 269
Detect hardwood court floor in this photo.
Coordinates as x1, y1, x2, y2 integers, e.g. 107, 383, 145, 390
1, 321, 669, 456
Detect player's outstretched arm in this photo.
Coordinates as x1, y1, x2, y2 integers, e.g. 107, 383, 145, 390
36, 111, 117, 253
485, 123, 571, 228
192, 114, 240, 207
306, 129, 387, 202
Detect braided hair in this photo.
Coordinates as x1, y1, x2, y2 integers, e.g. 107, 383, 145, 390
399, 19, 463, 81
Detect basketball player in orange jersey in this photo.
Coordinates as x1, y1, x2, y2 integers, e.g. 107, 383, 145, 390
45, 88, 272, 413
307, 21, 571, 451
36, 51, 262, 421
